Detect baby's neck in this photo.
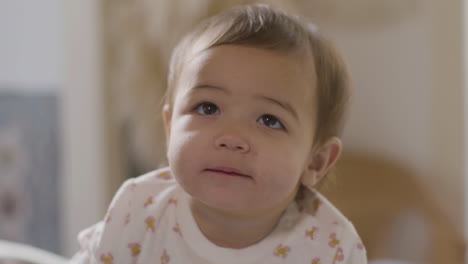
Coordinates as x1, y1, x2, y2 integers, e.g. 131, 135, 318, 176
189, 199, 289, 249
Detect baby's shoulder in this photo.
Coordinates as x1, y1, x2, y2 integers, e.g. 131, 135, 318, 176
105, 166, 177, 215
297, 189, 364, 247
75, 168, 181, 260
99, 167, 179, 231
115, 167, 176, 201
267, 190, 367, 263
313, 191, 367, 262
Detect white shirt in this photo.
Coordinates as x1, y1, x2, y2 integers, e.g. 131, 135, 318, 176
70, 167, 367, 264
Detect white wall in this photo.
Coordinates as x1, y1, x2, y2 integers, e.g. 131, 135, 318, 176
427, 0, 465, 232
0, 0, 62, 91
61, 0, 107, 257
317, 0, 465, 230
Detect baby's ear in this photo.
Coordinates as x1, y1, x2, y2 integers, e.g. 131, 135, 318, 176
301, 137, 342, 187
162, 104, 172, 143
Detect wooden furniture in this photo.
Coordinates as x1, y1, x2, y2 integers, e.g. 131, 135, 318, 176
322, 153, 465, 263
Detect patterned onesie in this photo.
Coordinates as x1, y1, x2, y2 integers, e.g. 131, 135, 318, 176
70, 167, 367, 264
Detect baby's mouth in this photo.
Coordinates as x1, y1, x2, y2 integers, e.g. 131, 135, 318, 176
204, 167, 251, 178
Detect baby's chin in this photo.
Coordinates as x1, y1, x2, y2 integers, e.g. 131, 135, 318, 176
186, 187, 257, 213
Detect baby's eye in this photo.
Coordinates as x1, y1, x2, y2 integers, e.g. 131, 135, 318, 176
194, 102, 220, 115
257, 114, 285, 130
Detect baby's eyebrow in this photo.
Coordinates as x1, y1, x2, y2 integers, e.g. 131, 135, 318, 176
190, 84, 230, 94
255, 95, 299, 123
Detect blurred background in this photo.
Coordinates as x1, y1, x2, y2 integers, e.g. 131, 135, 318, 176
0, 0, 466, 263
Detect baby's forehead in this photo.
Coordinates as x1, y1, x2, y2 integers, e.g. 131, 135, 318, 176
194, 42, 313, 65
185, 44, 315, 80
183, 45, 315, 86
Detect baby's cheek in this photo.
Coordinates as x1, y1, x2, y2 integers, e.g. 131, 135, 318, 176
170, 130, 209, 166
262, 155, 300, 183
251, 149, 259, 158
271, 150, 304, 180
169, 138, 192, 163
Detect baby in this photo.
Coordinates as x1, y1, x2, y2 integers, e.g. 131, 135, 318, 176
71, 4, 367, 264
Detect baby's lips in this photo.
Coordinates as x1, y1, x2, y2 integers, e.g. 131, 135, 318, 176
205, 166, 251, 177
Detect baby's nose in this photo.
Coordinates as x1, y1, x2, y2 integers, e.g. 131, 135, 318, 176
214, 134, 250, 153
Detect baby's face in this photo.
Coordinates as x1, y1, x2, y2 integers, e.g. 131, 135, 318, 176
164, 45, 317, 215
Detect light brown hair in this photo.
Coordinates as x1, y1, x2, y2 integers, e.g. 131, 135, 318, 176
165, 3, 351, 148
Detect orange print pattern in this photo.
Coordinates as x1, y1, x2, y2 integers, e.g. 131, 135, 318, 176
305, 226, 318, 240
100, 253, 113, 264
144, 197, 153, 208
332, 247, 344, 264
128, 243, 141, 257
313, 199, 322, 211
173, 223, 182, 236
158, 172, 172, 180
145, 216, 156, 232
329, 233, 340, 248
161, 249, 170, 264
311, 257, 321, 264
273, 244, 291, 258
